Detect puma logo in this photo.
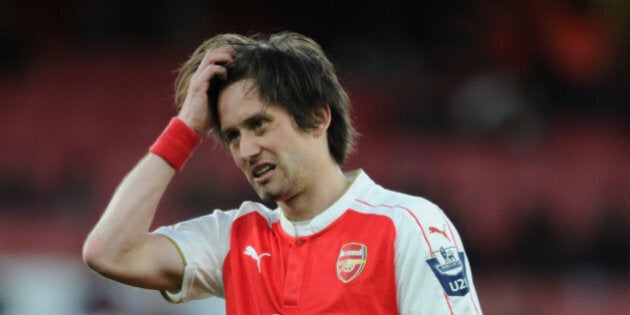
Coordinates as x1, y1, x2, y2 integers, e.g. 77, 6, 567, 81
429, 224, 450, 242
244, 245, 271, 273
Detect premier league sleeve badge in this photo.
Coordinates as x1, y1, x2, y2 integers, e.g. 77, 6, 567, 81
426, 246, 470, 296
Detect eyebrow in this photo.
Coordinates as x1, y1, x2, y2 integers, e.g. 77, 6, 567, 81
220, 112, 271, 137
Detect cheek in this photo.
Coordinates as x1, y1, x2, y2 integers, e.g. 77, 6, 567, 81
282, 140, 315, 168
230, 150, 247, 171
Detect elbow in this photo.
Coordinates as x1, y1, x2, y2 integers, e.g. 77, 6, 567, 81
82, 235, 103, 272
82, 232, 144, 282
82, 234, 117, 274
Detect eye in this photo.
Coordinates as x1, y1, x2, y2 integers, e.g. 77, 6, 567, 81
222, 130, 240, 145
251, 117, 268, 132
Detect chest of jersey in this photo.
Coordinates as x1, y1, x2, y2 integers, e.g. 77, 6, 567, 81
223, 209, 399, 315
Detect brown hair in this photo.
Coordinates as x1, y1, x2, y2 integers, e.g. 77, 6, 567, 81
174, 32, 356, 165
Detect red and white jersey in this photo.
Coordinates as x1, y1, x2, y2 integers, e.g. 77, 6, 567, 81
154, 170, 482, 314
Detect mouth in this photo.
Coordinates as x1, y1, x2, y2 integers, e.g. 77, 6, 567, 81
250, 163, 277, 183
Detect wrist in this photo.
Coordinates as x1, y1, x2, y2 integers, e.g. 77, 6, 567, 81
176, 110, 209, 136
149, 117, 202, 171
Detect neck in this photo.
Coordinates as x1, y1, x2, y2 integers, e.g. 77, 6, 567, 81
278, 165, 349, 222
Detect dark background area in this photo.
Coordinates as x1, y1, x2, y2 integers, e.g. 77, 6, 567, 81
1, 0, 628, 314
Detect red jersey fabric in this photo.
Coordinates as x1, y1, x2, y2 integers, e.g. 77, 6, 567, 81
223, 209, 398, 314
154, 170, 483, 314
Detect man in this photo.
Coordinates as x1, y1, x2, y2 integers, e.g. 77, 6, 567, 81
83, 31, 483, 314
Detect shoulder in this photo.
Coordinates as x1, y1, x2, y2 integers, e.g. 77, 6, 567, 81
352, 184, 463, 250
352, 184, 446, 228
154, 201, 278, 237
344, 171, 445, 226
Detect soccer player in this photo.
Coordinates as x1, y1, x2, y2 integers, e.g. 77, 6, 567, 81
82, 31, 483, 314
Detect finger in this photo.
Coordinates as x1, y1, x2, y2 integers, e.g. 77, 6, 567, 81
199, 48, 236, 68
197, 50, 234, 80
214, 66, 228, 81
194, 64, 228, 85
198, 49, 212, 69
208, 52, 235, 67
190, 60, 228, 86
192, 53, 233, 83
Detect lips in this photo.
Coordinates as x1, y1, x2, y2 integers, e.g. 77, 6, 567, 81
250, 162, 277, 183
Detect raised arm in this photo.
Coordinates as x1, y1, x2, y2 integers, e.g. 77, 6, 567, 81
82, 48, 235, 290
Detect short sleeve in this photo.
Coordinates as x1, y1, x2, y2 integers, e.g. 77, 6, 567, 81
395, 200, 483, 314
152, 210, 237, 303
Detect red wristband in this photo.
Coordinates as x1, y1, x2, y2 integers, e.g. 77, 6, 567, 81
149, 117, 201, 171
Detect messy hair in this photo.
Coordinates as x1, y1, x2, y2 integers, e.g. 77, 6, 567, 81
174, 32, 356, 165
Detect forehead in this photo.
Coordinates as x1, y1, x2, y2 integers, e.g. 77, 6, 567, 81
217, 80, 285, 130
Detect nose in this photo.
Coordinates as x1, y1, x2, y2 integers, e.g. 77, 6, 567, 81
237, 131, 262, 161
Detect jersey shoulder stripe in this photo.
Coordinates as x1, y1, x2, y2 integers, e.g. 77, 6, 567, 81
350, 185, 458, 257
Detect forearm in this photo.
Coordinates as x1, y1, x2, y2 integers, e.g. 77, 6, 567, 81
82, 47, 231, 288
83, 153, 175, 270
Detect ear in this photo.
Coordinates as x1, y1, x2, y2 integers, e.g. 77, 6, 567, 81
313, 106, 332, 137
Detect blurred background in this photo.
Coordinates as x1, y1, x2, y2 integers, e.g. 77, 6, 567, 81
0, 0, 628, 314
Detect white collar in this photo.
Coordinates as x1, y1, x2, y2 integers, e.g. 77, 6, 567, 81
279, 169, 373, 237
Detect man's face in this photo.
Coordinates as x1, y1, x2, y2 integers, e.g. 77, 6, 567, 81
218, 80, 322, 202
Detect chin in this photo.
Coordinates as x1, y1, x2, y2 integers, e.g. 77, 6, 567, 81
258, 194, 275, 203
257, 187, 290, 204
256, 189, 279, 203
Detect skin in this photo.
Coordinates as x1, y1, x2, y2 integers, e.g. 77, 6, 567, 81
218, 80, 349, 221
82, 48, 350, 291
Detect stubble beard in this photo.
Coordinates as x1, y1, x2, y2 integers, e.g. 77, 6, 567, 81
254, 180, 278, 202
252, 168, 291, 203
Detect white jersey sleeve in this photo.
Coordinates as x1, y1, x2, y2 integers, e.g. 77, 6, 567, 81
152, 209, 237, 303
394, 197, 482, 314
